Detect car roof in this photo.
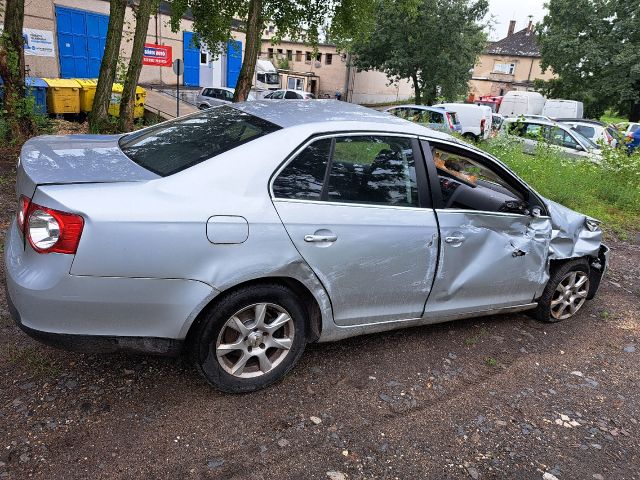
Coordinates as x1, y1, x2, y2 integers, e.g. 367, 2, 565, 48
503, 118, 569, 128
555, 118, 604, 126
386, 104, 454, 113
229, 100, 453, 138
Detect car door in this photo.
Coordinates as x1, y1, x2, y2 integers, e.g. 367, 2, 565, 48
423, 141, 552, 318
545, 126, 591, 159
271, 134, 439, 326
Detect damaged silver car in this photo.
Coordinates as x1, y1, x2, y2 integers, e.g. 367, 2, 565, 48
5, 101, 609, 393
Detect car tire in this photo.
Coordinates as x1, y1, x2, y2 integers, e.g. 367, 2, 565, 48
531, 259, 590, 323
191, 284, 307, 393
462, 132, 478, 142
198, 104, 210, 110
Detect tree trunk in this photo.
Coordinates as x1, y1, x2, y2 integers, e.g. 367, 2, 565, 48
0, 0, 36, 141
630, 101, 640, 123
89, 0, 127, 132
232, 0, 262, 102
118, 0, 154, 132
411, 73, 421, 104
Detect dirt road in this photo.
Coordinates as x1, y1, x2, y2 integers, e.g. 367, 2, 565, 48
1, 141, 639, 480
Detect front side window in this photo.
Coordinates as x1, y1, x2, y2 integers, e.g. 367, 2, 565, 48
433, 148, 524, 212
273, 136, 419, 208
119, 106, 281, 176
284, 91, 298, 99
271, 90, 285, 99
547, 127, 579, 149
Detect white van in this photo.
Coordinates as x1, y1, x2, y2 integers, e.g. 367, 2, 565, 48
434, 103, 492, 141
498, 91, 546, 118
542, 99, 584, 119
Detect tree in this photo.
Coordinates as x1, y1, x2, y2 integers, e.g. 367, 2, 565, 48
118, 0, 155, 131
169, 0, 374, 102
0, 0, 36, 141
89, 0, 127, 132
350, 0, 488, 105
538, 0, 640, 120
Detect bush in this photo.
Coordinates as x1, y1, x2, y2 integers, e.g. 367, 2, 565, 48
479, 136, 640, 236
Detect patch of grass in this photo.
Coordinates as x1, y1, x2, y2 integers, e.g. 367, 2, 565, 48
485, 357, 498, 367
7, 345, 61, 377
600, 111, 628, 126
479, 137, 640, 235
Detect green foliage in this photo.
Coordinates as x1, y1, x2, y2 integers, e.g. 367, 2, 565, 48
538, 0, 640, 120
275, 56, 289, 70
168, 0, 373, 59
350, 0, 488, 105
480, 136, 640, 235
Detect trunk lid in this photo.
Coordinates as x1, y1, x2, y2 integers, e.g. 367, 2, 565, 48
17, 134, 159, 198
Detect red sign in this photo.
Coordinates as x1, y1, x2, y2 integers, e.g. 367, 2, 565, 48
143, 43, 172, 67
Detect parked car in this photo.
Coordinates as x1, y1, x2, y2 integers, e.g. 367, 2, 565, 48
498, 91, 546, 118
433, 103, 492, 141
501, 118, 602, 162
555, 118, 622, 148
626, 128, 640, 153
6, 102, 608, 393
543, 99, 584, 119
263, 89, 315, 100
196, 87, 256, 109
616, 122, 640, 135
385, 105, 462, 133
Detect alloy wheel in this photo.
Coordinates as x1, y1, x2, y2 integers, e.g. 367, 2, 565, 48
215, 303, 295, 378
550, 271, 590, 320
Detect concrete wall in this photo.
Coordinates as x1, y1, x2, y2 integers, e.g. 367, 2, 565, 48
349, 70, 413, 105
470, 53, 555, 97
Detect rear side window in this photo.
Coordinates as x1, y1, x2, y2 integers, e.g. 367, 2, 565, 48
119, 106, 280, 176
573, 125, 595, 139
272, 139, 331, 200
284, 91, 298, 99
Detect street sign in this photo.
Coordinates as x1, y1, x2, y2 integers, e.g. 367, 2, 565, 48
172, 59, 184, 76
143, 43, 172, 67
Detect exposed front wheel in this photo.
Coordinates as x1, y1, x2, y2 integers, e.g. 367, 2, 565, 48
191, 284, 307, 393
532, 259, 590, 322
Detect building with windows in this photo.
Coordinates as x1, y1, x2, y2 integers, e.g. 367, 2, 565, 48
469, 20, 555, 98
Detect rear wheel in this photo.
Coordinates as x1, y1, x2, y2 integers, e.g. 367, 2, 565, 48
462, 132, 478, 142
532, 259, 590, 322
191, 284, 307, 393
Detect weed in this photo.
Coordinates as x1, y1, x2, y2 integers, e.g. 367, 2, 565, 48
7, 345, 61, 377
485, 357, 498, 367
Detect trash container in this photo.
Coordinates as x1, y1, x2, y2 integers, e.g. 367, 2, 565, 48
0, 77, 48, 114
42, 78, 80, 114
110, 83, 146, 119
75, 78, 98, 113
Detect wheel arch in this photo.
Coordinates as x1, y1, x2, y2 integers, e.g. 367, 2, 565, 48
183, 276, 325, 353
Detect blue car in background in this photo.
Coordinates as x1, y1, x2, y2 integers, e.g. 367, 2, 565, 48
385, 104, 462, 134
626, 129, 640, 153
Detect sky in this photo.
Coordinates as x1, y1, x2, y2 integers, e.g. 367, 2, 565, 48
487, 0, 548, 40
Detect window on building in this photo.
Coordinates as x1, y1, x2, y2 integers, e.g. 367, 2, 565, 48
305, 51, 312, 62
268, 48, 274, 59
493, 62, 516, 75
200, 52, 208, 65
295, 50, 302, 62
277, 48, 283, 56
287, 50, 293, 60
316, 53, 322, 62
325, 53, 333, 65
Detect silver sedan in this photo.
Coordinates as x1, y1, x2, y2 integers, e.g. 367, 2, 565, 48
5, 101, 609, 392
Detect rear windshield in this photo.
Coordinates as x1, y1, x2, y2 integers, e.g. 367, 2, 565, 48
119, 106, 281, 176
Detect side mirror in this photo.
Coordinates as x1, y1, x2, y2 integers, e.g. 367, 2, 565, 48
530, 206, 542, 218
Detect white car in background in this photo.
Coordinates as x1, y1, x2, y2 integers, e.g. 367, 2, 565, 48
501, 118, 602, 162
196, 87, 257, 109
433, 103, 492, 141
263, 89, 316, 100
616, 122, 640, 135
556, 119, 622, 148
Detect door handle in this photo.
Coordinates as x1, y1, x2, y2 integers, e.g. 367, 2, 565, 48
445, 235, 465, 244
304, 234, 337, 243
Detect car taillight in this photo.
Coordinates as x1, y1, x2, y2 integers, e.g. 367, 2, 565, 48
446, 113, 454, 130
605, 130, 613, 145
17, 195, 30, 234
25, 202, 84, 254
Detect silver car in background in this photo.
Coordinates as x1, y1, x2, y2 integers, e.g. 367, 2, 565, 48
6, 101, 608, 393
263, 89, 315, 100
195, 87, 257, 109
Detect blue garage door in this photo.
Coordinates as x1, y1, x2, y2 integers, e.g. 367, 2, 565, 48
56, 6, 108, 78
226, 40, 242, 88
183, 32, 200, 87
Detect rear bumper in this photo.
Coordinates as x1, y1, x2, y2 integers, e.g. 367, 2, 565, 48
4, 221, 216, 354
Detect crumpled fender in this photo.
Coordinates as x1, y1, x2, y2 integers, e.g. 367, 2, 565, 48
544, 198, 603, 260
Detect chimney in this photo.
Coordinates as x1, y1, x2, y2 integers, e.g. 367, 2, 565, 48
508, 20, 516, 36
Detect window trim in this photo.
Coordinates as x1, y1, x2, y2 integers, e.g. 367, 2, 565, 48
269, 132, 432, 209
420, 138, 548, 216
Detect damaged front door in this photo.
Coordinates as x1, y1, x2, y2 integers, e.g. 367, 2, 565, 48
423, 143, 552, 318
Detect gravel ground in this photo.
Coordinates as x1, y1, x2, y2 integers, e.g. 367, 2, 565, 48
1, 133, 639, 480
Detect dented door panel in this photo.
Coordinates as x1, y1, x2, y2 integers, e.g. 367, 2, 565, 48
424, 210, 552, 318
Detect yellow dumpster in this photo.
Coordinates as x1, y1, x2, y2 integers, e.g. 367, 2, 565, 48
42, 78, 80, 114
75, 78, 98, 113
110, 83, 146, 119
